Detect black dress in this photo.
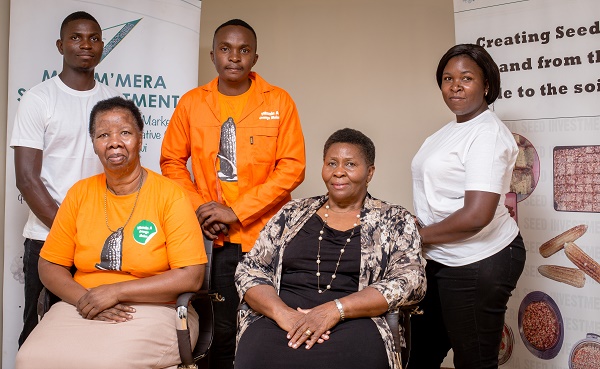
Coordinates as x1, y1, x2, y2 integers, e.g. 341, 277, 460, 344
235, 214, 389, 369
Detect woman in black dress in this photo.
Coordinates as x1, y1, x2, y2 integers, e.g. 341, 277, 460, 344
235, 128, 426, 369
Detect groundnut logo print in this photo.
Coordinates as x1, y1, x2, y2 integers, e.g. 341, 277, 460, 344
134, 220, 158, 245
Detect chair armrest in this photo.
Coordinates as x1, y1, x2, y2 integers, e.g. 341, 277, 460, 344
386, 304, 422, 368
176, 238, 215, 368
385, 304, 421, 350
385, 311, 401, 350
177, 292, 196, 309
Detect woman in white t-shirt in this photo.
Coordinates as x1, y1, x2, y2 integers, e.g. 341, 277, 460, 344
408, 44, 526, 369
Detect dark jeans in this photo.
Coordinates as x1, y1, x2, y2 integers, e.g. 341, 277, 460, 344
408, 234, 525, 369
19, 239, 61, 347
209, 242, 245, 369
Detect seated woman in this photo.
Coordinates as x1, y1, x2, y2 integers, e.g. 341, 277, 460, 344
234, 128, 426, 369
16, 97, 207, 369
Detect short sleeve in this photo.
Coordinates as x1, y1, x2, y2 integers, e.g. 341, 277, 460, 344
10, 91, 48, 150
464, 130, 514, 194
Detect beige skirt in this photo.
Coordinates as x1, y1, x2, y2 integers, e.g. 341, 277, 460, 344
16, 301, 199, 369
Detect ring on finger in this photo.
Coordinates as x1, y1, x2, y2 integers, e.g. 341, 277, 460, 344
304, 328, 313, 337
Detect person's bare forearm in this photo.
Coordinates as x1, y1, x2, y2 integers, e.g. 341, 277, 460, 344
244, 284, 295, 322
419, 207, 485, 244
40, 258, 204, 304
39, 258, 87, 305
113, 264, 205, 303
76, 264, 204, 319
419, 190, 501, 244
335, 287, 389, 319
15, 147, 59, 228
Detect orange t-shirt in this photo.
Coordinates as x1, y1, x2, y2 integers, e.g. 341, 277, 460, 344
216, 82, 254, 244
41, 169, 207, 289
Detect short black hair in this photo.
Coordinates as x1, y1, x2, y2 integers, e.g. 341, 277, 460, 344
89, 97, 144, 139
60, 11, 100, 39
213, 19, 257, 49
435, 44, 501, 105
323, 128, 376, 166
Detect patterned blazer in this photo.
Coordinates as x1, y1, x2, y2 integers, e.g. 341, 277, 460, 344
235, 194, 427, 369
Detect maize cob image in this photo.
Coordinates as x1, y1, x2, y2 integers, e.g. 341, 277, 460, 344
217, 118, 237, 182
538, 264, 586, 288
564, 242, 600, 284
539, 224, 587, 258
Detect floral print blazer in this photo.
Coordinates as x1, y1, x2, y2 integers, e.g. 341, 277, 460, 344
235, 194, 426, 369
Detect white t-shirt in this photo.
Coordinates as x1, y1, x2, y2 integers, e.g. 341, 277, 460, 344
411, 109, 519, 266
10, 76, 120, 241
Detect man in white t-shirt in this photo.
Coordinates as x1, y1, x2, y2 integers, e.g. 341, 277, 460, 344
10, 11, 119, 346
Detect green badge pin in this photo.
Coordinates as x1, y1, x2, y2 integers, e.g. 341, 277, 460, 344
134, 220, 157, 245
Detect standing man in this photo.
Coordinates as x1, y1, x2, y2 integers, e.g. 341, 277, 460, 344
161, 19, 305, 369
10, 11, 119, 346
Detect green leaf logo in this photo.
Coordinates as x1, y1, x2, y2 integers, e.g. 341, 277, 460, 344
133, 220, 157, 245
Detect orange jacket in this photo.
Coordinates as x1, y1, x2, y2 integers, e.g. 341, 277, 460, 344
160, 72, 306, 251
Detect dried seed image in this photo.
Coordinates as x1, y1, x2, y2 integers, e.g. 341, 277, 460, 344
564, 242, 600, 284
539, 224, 587, 258
498, 323, 514, 365
510, 134, 540, 202
553, 145, 600, 212
571, 343, 600, 369
538, 265, 586, 288
522, 301, 560, 350
519, 291, 563, 360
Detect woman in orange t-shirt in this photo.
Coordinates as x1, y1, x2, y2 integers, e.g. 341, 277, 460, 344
16, 97, 207, 369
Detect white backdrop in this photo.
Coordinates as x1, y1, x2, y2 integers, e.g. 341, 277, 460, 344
454, 0, 600, 368
3, 0, 201, 366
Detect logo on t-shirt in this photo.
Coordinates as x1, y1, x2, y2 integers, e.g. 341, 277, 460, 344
133, 220, 157, 245
259, 111, 279, 120
217, 117, 237, 182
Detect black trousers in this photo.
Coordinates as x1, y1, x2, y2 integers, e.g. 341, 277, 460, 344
19, 238, 46, 347
209, 242, 245, 369
408, 234, 525, 369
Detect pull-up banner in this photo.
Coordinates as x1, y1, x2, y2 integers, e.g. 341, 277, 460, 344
3, 1, 201, 366
454, 0, 600, 368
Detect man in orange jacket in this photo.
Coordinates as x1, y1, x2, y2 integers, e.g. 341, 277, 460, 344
160, 19, 305, 369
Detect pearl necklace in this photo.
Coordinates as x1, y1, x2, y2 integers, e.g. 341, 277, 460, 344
316, 204, 360, 294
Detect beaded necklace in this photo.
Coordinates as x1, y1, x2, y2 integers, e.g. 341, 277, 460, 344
316, 203, 360, 294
